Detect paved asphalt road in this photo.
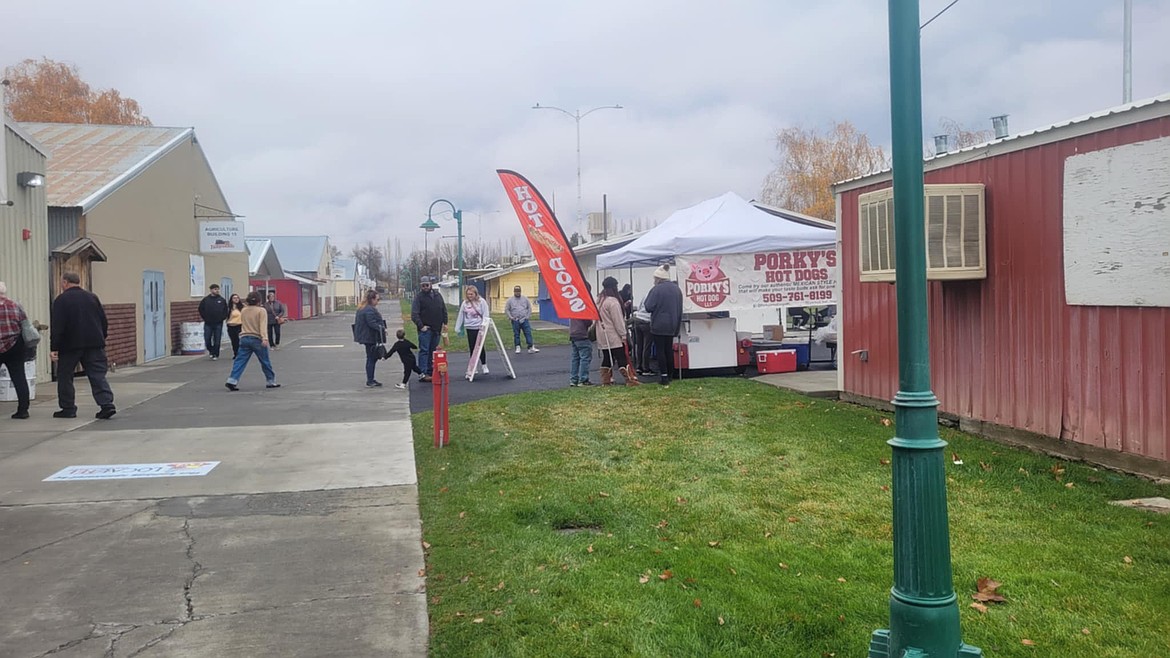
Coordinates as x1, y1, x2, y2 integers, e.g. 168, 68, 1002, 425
0, 303, 427, 657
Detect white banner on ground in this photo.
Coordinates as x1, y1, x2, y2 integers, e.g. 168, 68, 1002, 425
44, 461, 221, 481
677, 249, 838, 313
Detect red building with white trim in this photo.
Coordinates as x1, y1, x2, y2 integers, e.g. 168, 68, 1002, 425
833, 94, 1170, 474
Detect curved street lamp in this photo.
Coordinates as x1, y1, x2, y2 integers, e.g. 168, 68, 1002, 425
532, 103, 623, 233
427, 199, 463, 290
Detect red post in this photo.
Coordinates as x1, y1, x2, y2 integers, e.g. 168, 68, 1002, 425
432, 350, 450, 447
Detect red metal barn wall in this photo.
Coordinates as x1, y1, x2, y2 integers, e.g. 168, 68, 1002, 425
840, 118, 1170, 463
248, 279, 307, 320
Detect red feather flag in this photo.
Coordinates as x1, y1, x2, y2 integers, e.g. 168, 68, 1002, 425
497, 169, 599, 320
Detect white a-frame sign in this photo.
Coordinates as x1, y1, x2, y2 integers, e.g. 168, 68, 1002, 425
465, 318, 517, 382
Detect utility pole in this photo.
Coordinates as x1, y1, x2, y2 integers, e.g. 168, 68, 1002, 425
869, 2, 983, 657
1123, 0, 1133, 103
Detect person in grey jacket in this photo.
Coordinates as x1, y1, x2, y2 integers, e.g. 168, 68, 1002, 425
504, 285, 539, 354
353, 290, 387, 387
642, 264, 683, 387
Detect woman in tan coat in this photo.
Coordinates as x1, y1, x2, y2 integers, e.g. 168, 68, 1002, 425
596, 277, 639, 386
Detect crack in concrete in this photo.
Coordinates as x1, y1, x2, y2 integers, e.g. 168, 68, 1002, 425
180, 517, 203, 622
34, 622, 142, 658
0, 505, 154, 566
125, 624, 181, 658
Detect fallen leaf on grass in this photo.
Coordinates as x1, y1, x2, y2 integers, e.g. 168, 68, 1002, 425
493, 609, 503, 616
659, 570, 673, 581
676, 497, 687, 505
786, 516, 800, 523
1081, 628, 1091, 635
473, 618, 484, 623
881, 485, 890, 492
838, 615, 846, 622
439, 487, 449, 493
952, 453, 964, 465
778, 563, 789, 570
693, 598, 702, 608
880, 418, 892, 427
979, 462, 992, 472
418, 569, 427, 578
656, 519, 669, 529
422, 541, 432, 550
639, 574, 650, 584
1021, 639, 1035, 646
587, 544, 594, 554
879, 458, 891, 466
764, 531, 773, 538
708, 541, 720, 548
836, 577, 847, 583
972, 577, 1006, 603
718, 616, 725, 625
492, 581, 505, 591
1123, 556, 1133, 564
459, 511, 466, 519
1065, 481, 1075, 488
970, 602, 988, 614
598, 491, 610, 497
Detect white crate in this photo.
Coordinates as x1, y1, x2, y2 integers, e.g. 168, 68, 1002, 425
0, 377, 36, 402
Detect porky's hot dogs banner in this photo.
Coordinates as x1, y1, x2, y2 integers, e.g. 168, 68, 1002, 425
497, 169, 599, 320
676, 249, 838, 313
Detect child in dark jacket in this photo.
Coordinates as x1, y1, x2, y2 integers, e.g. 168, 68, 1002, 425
385, 329, 423, 389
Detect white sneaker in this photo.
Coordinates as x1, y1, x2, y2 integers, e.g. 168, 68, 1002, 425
515, 346, 521, 354
482, 364, 490, 374
394, 383, 407, 389
528, 346, 539, 353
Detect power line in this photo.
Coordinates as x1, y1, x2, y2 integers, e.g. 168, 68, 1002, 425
921, 0, 961, 29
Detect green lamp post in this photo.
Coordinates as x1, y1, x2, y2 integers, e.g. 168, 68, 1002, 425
869, 2, 982, 657
427, 199, 463, 290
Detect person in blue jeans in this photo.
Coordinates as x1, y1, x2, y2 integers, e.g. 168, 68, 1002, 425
568, 282, 594, 386
353, 289, 387, 387
410, 277, 448, 382
225, 292, 280, 391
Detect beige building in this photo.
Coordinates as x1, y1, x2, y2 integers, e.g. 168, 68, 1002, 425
0, 120, 51, 383
23, 123, 249, 365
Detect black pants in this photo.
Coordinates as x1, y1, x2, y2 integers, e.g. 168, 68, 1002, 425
227, 325, 242, 357
599, 346, 629, 369
635, 324, 653, 372
0, 335, 29, 413
56, 347, 115, 413
652, 334, 674, 384
466, 328, 486, 365
268, 322, 282, 346
401, 357, 422, 384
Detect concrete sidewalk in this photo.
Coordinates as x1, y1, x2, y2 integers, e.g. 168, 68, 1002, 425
0, 303, 427, 657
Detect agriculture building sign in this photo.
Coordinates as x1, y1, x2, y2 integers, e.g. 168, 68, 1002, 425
199, 221, 246, 253
677, 248, 837, 312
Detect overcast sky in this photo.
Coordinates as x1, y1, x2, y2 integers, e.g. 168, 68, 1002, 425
3, 0, 1168, 257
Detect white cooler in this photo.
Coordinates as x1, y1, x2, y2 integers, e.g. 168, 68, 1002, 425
0, 360, 37, 401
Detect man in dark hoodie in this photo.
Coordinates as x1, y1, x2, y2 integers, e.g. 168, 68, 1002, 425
198, 283, 230, 360
410, 277, 448, 382
642, 264, 683, 387
50, 272, 116, 419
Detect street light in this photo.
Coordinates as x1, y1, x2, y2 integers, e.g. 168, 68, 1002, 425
420, 217, 440, 279
532, 102, 623, 234
427, 199, 464, 291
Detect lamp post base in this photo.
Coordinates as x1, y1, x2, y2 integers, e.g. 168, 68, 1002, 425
868, 629, 983, 658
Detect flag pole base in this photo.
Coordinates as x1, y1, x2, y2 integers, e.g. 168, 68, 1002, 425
868, 629, 983, 658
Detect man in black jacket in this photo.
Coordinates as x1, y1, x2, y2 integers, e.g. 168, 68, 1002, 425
50, 272, 116, 419
198, 283, 230, 360
409, 277, 447, 382
643, 264, 683, 388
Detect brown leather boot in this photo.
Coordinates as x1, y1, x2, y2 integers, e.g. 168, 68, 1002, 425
620, 365, 641, 386
600, 367, 613, 386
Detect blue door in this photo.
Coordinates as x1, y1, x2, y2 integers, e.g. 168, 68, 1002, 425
143, 270, 166, 361
220, 277, 233, 300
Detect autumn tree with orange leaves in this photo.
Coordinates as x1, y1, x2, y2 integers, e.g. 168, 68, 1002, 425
760, 121, 887, 221
2, 57, 151, 125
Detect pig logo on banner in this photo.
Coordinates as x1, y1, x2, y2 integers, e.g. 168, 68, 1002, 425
684, 256, 731, 309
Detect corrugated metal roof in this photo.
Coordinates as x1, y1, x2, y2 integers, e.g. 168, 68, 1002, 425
833, 92, 1170, 192
750, 201, 836, 229
473, 261, 538, 282
332, 258, 356, 279
251, 235, 329, 274
246, 238, 283, 278
20, 123, 193, 211
3, 119, 49, 157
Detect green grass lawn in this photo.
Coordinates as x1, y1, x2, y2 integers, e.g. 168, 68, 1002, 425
397, 298, 570, 353
413, 378, 1170, 657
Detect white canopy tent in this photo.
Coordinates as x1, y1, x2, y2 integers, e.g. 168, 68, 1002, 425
597, 192, 835, 269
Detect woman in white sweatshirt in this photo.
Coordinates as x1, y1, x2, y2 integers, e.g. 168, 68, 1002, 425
454, 285, 492, 376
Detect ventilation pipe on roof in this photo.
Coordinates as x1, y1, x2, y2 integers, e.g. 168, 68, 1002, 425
991, 115, 1010, 139
933, 134, 950, 155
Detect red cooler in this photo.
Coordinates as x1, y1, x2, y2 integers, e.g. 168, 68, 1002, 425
756, 349, 797, 374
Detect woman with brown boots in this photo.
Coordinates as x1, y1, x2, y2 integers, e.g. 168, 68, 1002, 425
596, 277, 640, 386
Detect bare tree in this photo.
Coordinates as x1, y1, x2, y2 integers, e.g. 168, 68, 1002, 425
760, 120, 888, 221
